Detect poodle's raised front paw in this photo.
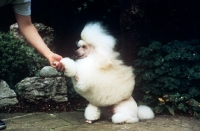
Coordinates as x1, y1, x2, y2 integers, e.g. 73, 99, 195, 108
85, 120, 93, 124
60, 58, 76, 77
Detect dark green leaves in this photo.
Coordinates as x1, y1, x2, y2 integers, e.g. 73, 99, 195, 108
134, 40, 200, 117
0, 31, 48, 88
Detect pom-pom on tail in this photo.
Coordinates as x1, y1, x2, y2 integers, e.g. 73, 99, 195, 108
137, 105, 155, 120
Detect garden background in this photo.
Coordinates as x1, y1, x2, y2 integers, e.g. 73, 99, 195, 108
0, 0, 200, 118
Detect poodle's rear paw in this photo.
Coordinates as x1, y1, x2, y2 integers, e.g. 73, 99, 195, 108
85, 120, 93, 124
112, 113, 139, 124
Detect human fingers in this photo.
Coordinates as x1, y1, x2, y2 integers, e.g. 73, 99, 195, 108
52, 62, 59, 68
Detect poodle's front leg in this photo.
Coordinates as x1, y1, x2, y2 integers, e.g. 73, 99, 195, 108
60, 58, 76, 77
84, 103, 101, 123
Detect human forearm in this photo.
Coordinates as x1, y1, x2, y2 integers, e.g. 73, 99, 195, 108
15, 14, 52, 59
15, 13, 64, 71
20, 24, 53, 59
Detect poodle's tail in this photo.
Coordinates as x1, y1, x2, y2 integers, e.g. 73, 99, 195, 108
137, 105, 155, 120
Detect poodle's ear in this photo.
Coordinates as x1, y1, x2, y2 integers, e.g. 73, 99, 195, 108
95, 49, 113, 69
99, 57, 113, 69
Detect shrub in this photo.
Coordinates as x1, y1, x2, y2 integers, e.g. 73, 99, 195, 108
0, 31, 48, 88
134, 40, 200, 118
10, 23, 55, 76
0, 32, 30, 87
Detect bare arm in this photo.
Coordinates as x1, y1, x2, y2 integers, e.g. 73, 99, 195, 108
15, 13, 64, 71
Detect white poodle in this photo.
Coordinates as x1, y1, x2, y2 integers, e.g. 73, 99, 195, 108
61, 22, 154, 124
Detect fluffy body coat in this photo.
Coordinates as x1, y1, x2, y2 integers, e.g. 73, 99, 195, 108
61, 22, 154, 123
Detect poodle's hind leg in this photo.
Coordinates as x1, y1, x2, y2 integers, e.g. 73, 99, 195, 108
112, 97, 139, 124
112, 113, 139, 124
84, 103, 101, 123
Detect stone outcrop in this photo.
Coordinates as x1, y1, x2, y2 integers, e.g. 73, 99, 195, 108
15, 66, 68, 103
15, 77, 68, 103
0, 80, 18, 108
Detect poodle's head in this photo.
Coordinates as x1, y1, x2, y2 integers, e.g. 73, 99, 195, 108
75, 40, 94, 59
75, 22, 119, 69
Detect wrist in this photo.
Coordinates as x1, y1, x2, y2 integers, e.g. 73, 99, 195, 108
43, 50, 54, 61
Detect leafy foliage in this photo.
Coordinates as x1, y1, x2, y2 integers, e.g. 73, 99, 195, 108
9, 23, 55, 78
0, 32, 29, 87
0, 32, 48, 88
134, 40, 200, 118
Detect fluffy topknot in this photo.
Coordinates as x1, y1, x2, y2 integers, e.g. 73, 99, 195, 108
79, 22, 116, 50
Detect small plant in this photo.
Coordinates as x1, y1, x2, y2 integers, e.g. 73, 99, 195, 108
134, 40, 200, 118
10, 23, 55, 76
0, 31, 49, 88
0, 32, 31, 87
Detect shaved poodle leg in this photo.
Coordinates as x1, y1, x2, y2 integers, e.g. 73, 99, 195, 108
84, 103, 101, 124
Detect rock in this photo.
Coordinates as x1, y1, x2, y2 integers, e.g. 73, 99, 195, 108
0, 80, 18, 108
15, 76, 68, 103
40, 66, 61, 77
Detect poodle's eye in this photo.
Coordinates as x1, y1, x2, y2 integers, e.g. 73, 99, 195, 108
82, 45, 87, 49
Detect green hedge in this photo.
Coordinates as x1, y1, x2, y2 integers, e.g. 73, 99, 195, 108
0, 32, 48, 88
134, 40, 200, 118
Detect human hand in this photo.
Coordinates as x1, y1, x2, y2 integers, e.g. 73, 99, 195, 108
48, 53, 65, 72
